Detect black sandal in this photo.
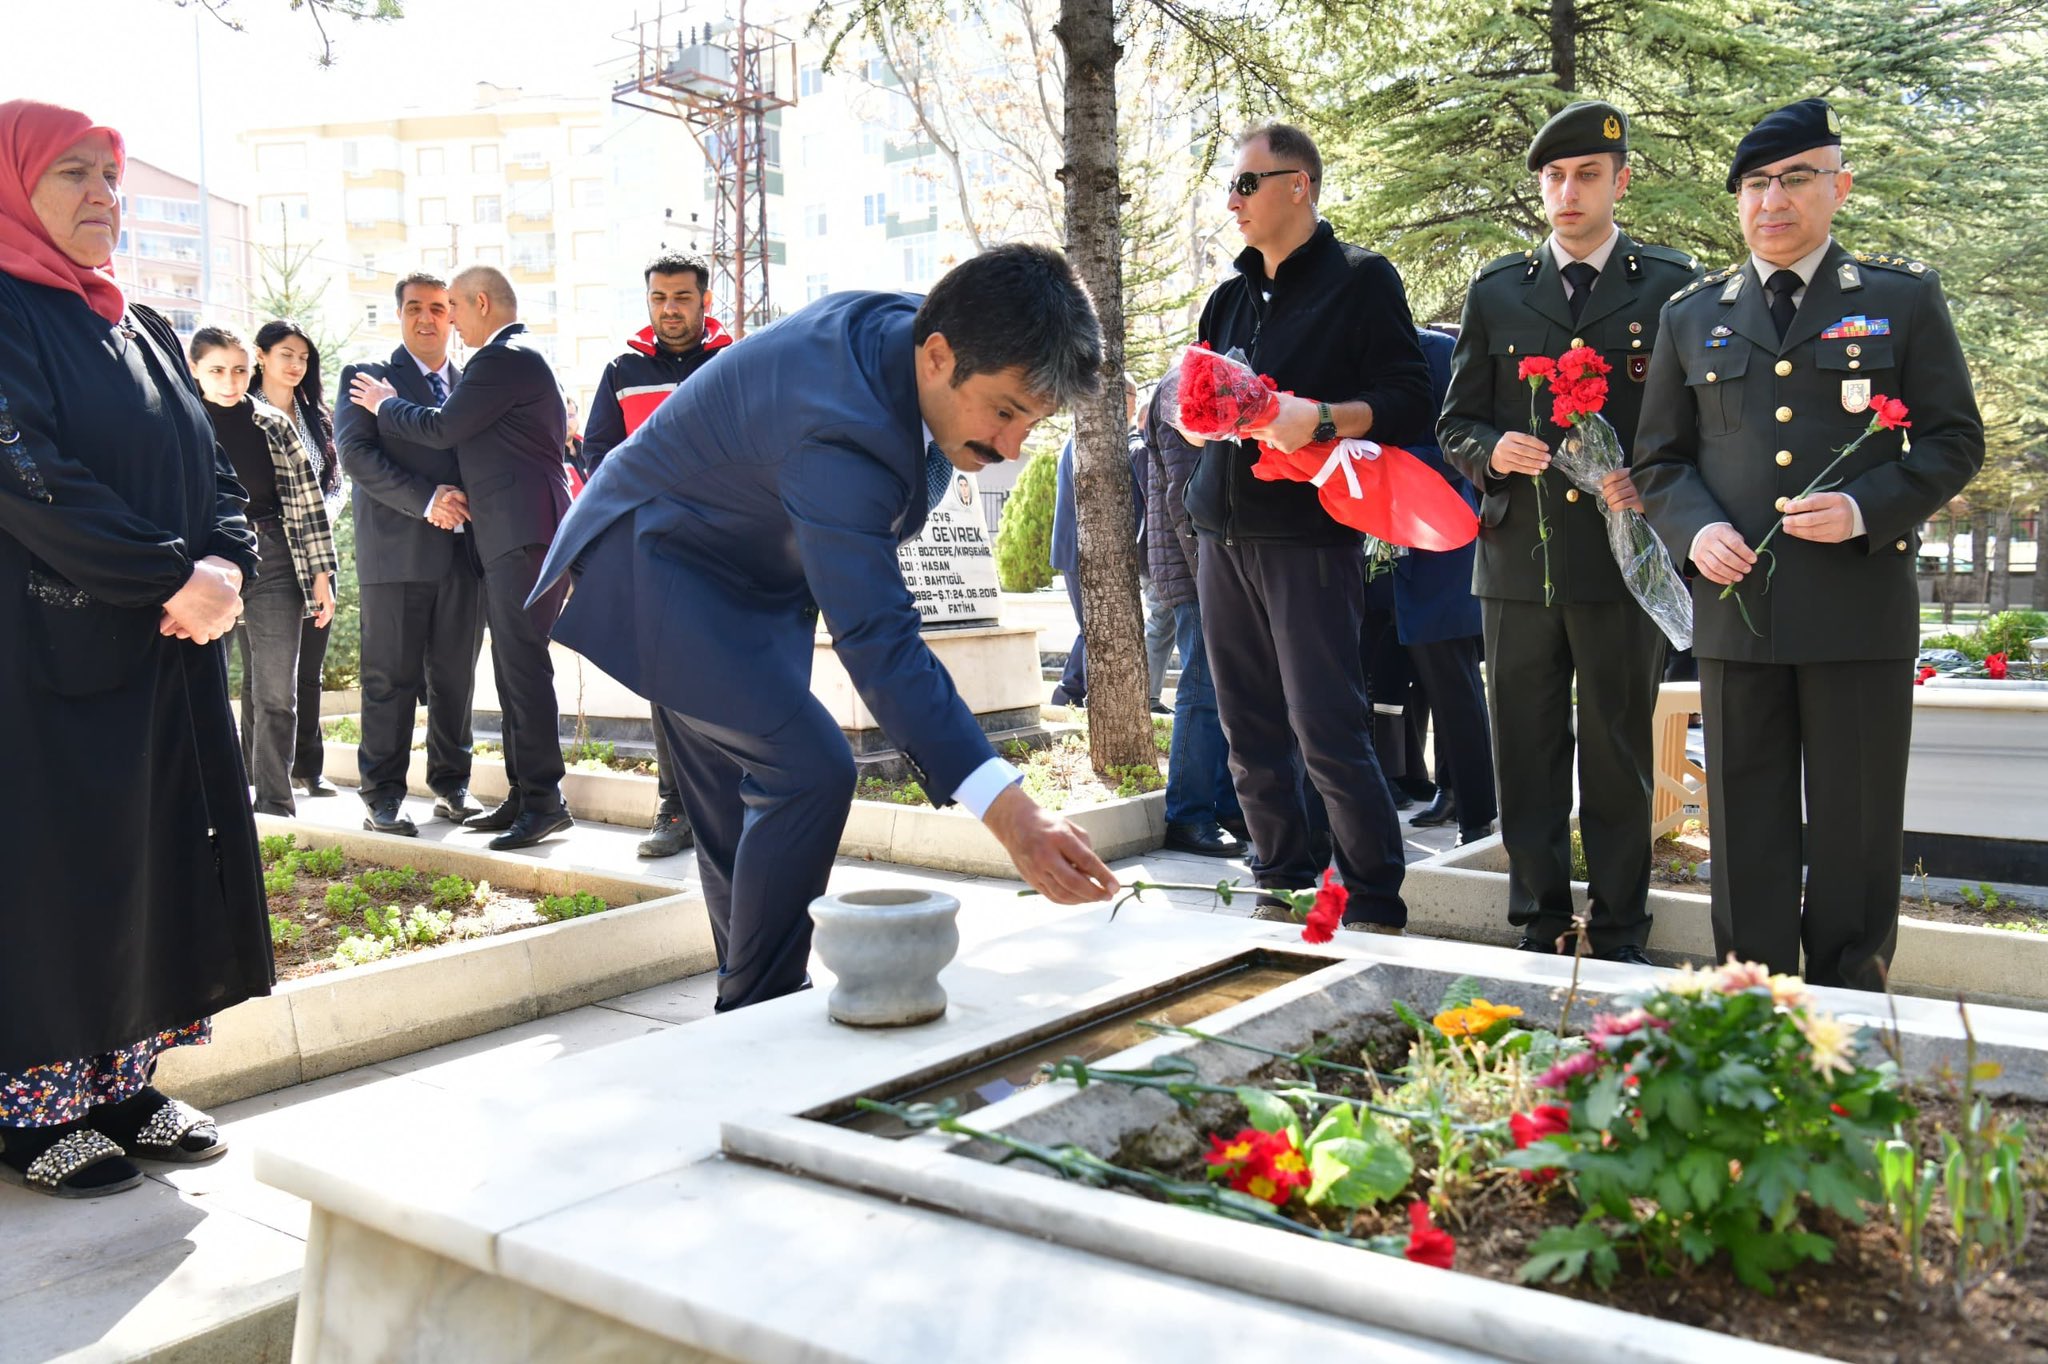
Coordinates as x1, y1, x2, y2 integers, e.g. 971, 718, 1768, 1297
90, 1087, 228, 1165
0, 1123, 145, 1199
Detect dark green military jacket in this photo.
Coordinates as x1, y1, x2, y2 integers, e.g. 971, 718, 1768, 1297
1439, 231, 1702, 604
1634, 241, 1984, 663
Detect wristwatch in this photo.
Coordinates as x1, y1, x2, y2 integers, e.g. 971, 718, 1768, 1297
1313, 401, 1337, 443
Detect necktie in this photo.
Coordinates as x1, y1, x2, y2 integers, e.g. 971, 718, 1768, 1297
924, 442, 953, 514
427, 370, 449, 404
1767, 269, 1802, 340
1562, 261, 1599, 325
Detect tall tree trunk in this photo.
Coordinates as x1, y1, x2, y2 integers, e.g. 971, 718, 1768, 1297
1058, 0, 1150, 772
1969, 511, 1991, 606
1989, 506, 2012, 611
1549, 0, 1577, 91
2034, 504, 2048, 610
1940, 509, 1957, 624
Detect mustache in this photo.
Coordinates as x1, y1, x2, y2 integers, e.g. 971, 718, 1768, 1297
965, 442, 1002, 464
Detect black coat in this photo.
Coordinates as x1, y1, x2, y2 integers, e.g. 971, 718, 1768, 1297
1438, 231, 1702, 604
337, 346, 470, 587
1635, 244, 1983, 661
373, 323, 570, 565
0, 277, 272, 1070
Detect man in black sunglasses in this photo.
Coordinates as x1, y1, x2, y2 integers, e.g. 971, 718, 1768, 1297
1179, 121, 1433, 933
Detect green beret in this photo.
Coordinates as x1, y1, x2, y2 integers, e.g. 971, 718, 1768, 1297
1526, 101, 1628, 172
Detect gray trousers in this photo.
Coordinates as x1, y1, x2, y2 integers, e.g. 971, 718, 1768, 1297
238, 518, 307, 816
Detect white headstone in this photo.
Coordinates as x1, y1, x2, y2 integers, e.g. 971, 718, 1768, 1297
897, 469, 1002, 627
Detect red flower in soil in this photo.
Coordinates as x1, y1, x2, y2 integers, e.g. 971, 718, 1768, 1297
1301, 868, 1347, 944
1916, 665, 1937, 686
1403, 1201, 1457, 1268
1535, 1048, 1603, 1090
1987, 652, 2009, 680
1517, 355, 1557, 383
1509, 1103, 1573, 1184
1206, 1127, 1311, 1206
1870, 394, 1911, 431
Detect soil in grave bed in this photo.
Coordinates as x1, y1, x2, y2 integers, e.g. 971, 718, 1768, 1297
1646, 825, 2048, 936
857, 728, 1169, 811
1093, 1015, 2048, 1363
258, 834, 621, 980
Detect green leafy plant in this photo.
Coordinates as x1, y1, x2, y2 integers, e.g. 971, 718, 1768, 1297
1958, 883, 2005, 912
262, 863, 297, 898
331, 933, 392, 967
322, 715, 362, 744
536, 891, 610, 922
1152, 715, 1173, 754
297, 845, 345, 878
992, 442, 1057, 592
363, 903, 454, 945
1500, 959, 1913, 1292
429, 873, 477, 910
355, 867, 419, 901
564, 738, 617, 766
258, 833, 299, 866
268, 914, 302, 948
1978, 608, 2048, 661
325, 882, 373, 920
1109, 763, 1165, 797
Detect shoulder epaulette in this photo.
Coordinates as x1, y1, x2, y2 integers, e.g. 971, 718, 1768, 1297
1634, 242, 1697, 271
1851, 250, 1935, 278
1474, 250, 1537, 282
1670, 264, 1740, 303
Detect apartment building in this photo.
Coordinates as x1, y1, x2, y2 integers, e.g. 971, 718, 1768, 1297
110, 158, 255, 345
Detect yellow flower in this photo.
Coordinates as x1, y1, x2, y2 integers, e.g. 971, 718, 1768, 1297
1270, 1149, 1308, 1176
1797, 1010, 1857, 1079
1665, 964, 1713, 997
1245, 1174, 1279, 1202
1767, 973, 1812, 1011
1432, 998, 1525, 1039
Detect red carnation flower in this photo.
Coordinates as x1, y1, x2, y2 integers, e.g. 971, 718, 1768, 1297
1870, 394, 1911, 431
1509, 1103, 1573, 1184
1987, 652, 2009, 680
1916, 665, 1937, 686
1517, 356, 1557, 382
1301, 869, 1347, 944
1403, 1201, 1457, 1268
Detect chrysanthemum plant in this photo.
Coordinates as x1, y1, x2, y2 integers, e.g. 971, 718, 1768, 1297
1500, 957, 1912, 1292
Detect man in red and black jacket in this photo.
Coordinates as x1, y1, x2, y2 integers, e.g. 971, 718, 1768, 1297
1180, 122, 1433, 931
582, 252, 732, 856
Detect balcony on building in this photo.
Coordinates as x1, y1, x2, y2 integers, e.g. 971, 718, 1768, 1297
346, 219, 409, 247
885, 208, 939, 239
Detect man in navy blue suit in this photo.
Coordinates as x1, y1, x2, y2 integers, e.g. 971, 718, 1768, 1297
533, 245, 1120, 1011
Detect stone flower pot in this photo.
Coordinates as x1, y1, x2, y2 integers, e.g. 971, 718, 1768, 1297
808, 887, 960, 1027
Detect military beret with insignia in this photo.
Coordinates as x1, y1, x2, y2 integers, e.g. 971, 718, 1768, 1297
1727, 97, 1842, 192
1527, 100, 1629, 171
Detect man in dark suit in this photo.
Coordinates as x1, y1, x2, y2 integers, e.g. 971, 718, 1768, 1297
1439, 101, 1702, 964
532, 245, 1120, 1012
350, 265, 573, 852
335, 271, 485, 837
1636, 98, 1983, 990
1400, 326, 1496, 845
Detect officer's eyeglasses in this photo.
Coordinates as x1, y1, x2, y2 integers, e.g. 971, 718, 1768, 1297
1736, 167, 1841, 197
1228, 169, 1302, 197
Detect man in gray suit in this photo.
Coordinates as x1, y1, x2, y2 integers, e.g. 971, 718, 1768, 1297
335, 272, 484, 837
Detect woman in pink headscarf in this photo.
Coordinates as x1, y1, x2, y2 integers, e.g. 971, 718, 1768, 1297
0, 101, 272, 1199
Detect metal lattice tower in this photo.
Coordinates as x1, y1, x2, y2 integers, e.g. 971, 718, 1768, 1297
613, 3, 796, 335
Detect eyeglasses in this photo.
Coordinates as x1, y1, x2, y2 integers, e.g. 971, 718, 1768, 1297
1228, 169, 1302, 197
1736, 168, 1841, 197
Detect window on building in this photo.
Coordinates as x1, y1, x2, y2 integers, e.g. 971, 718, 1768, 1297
803, 203, 827, 237
863, 193, 887, 227
419, 197, 448, 226
355, 252, 377, 280
167, 308, 201, 335
474, 195, 502, 225
473, 144, 500, 174
510, 232, 555, 273
806, 273, 830, 302
417, 147, 445, 176
477, 245, 504, 265
254, 143, 307, 175
570, 179, 605, 210
342, 140, 362, 171
865, 54, 889, 83
422, 248, 451, 270
344, 187, 402, 224
799, 63, 824, 96
861, 123, 885, 157
127, 196, 202, 225
363, 301, 380, 328
902, 235, 935, 285
257, 194, 310, 226
897, 169, 937, 208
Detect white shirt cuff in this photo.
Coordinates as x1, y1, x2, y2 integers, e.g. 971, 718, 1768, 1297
1688, 522, 1733, 564
1845, 496, 1866, 537
955, 756, 1021, 820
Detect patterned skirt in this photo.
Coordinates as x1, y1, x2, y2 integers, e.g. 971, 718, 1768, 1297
0, 1020, 210, 1127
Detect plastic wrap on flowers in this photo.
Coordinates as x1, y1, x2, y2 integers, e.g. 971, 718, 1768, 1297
1550, 413, 1694, 650
1158, 343, 1280, 441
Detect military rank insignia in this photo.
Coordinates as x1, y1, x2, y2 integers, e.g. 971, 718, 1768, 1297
1629, 355, 1648, 382
1707, 325, 1733, 349
1821, 316, 1890, 339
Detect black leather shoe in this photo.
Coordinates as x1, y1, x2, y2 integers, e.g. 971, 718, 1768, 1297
433, 790, 484, 824
465, 799, 523, 833
1515, 933, 1557, 954
1149, 700, 1172, 715
1409, 791, 1456, 828
1456, 821, 1497, 846
638, 812, 693, 858
297, 775, 339, 798
363, 798, 417, 837
1603, 943, 1655, 967
1163, 821, 1244, 859
1219, 815, 1249, 842
489, 809, 574, 851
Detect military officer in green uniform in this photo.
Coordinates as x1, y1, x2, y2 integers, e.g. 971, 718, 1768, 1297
1634, 98, 1983, 991
1440, 101, 1702, 964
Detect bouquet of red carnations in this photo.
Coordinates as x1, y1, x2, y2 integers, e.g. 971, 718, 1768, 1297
1159, 343, 1478, 551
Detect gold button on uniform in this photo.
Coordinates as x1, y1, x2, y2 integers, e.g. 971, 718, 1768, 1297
1775, 496, 1790, 512
1846, 343, 1862, 357
1564, 488, 1581, 503
1775, 359, 1793, 376
1848, 360, 1860, 370
1570, 337, 1584, 349
1776, 406, 1794, 423
1706, 372, 1718, 383
1776, 450, 1793, 467
1895, 539, 1909, 552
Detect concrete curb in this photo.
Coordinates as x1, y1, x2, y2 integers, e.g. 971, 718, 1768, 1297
321, 732, 1167, 875
154, 818, 717, 1109
1409, 829, 2048, 1010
